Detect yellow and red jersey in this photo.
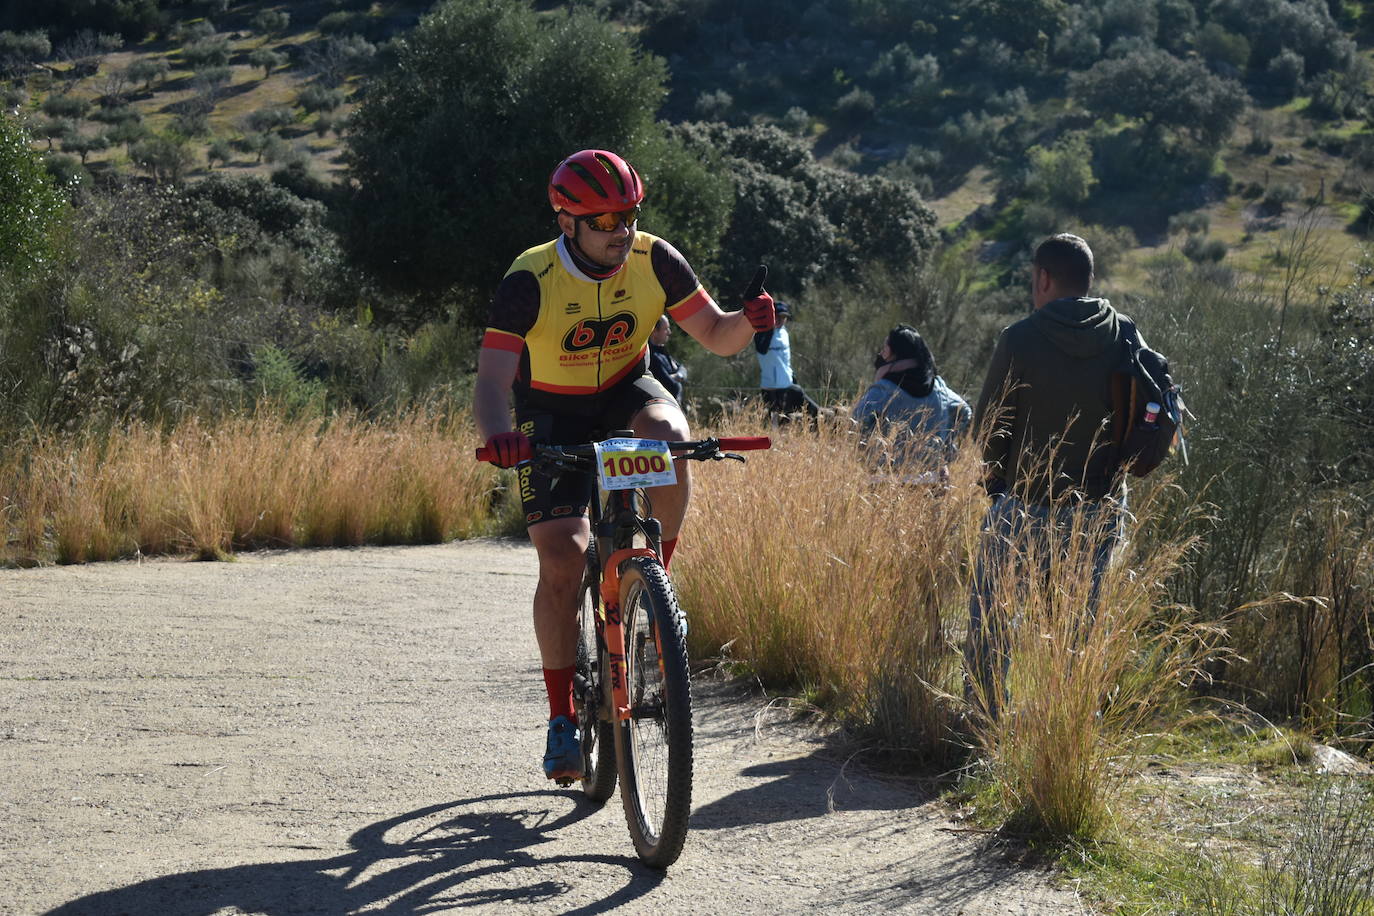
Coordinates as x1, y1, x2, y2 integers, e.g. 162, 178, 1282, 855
483, 232, 709, 411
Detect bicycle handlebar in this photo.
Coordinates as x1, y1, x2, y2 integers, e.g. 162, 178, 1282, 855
474, 435, 771, 464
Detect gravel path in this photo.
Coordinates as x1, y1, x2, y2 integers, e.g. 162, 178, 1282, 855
0, 540, 1083, 914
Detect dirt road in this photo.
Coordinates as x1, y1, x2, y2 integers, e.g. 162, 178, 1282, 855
1, 540, 1081, 914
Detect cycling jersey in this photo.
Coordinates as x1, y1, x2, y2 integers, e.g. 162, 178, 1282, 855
483, 232, 709, 414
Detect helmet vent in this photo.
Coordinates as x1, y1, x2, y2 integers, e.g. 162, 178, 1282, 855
594, 153, 627, 196
565, 161, 608, 199
551, 183, 581, 205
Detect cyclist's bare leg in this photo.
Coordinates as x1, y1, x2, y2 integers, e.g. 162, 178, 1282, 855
630, 401, 690, 541
528, 517, 591, 670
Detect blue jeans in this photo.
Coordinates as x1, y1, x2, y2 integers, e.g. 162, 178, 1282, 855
964, 493, 1125, 720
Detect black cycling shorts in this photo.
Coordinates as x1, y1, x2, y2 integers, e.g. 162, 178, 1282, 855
514, 374, 678, 527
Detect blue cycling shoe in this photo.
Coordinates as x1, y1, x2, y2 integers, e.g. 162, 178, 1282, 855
543, 715, 583, 781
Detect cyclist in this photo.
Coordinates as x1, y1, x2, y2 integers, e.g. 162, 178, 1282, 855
474, 149, 776, 782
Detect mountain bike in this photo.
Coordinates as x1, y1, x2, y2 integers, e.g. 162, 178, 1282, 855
477, 432, 770, 867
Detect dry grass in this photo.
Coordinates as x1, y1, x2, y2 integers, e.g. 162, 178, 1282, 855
678, 407, 992, 765
0, 408, 496, 565
966, 480, 1222, 839
678, 405, 1221, 839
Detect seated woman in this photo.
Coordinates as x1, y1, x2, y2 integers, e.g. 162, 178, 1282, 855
852, 324, 971, 476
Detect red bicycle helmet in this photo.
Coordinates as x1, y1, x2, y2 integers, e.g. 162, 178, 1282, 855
548, 149, 644, 215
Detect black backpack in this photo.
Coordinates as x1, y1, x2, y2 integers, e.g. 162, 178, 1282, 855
1110, 317, 1185, 477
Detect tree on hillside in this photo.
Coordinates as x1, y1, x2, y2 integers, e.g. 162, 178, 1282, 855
959, 0, 1068, 53
127, 56, 170, 90
1070, 48, 1248, 149
248, 47, 287, 79
1024, 131, 1097, 209
0, 112, 67, 276
0, 29, 51, 78
180, 36, 230, 70
250, 10, 290, 36
64, 131, 110, 164
344, 0, 728, 323
130, 132, 194, 183
670, 122, 937, 294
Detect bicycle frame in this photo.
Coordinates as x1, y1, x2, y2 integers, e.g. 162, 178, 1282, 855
476, 432, 769, 866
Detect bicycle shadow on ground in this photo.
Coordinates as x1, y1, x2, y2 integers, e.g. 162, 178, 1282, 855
690, 752, 937, 830
44, 791, 662, 916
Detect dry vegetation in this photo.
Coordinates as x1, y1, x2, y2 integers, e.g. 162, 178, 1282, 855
0, 408, 495, 565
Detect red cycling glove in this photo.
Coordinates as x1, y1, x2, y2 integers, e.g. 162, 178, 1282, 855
485, 431, 532, 468
742, 291, 776, 332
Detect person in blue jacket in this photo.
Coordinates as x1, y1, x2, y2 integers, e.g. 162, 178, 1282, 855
851, 324, 970, 473
754, 301, 819, 421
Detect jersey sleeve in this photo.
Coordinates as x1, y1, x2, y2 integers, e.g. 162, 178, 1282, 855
651, 238, 711, 322
482, 270, 540, 353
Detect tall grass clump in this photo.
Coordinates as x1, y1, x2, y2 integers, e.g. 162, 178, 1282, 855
676, 407, 985, 766
0, 408, 497, 565
965, 477, 1223, 839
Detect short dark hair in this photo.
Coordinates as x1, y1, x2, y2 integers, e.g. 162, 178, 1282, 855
1033, 233, 1094, 293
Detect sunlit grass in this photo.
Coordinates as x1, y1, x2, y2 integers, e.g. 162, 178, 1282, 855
0, 408, 497, 565
678, 406, 1219, 835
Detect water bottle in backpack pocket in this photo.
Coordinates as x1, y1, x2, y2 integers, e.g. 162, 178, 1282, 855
1111, 319, 1186, 478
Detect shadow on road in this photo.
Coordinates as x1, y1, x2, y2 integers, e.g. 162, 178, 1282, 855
691, 753, 935, 830
44, 792, 662, 915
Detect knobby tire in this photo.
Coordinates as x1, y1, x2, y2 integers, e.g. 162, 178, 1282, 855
576, 544, 617, 802
614, 556, 693, 868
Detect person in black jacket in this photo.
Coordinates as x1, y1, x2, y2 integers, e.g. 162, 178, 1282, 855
648, 315, 687, 402
965, 233, 1132, 719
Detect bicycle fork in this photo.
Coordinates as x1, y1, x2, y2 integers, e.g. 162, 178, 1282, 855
599, 547, 659, 722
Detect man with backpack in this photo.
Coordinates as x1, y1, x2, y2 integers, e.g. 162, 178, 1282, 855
964, 233, 1172, 719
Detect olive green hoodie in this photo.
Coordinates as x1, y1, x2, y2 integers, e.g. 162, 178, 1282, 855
972, 296, 1128, 503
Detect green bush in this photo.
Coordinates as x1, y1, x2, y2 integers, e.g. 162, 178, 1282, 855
297, 85, 345, 114
0, 113, 67, 276
1180, 234, 1227, 263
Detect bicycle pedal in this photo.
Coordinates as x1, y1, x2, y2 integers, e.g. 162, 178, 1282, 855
554, 776, 576, 787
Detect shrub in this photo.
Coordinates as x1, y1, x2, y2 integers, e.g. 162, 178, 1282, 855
250, 10, 290, 35
244, 106, 295, 133
1167, 211, 1210, 236
41, 94, 90, 120
1262, 181, 1301, 214
127, 57, 170, 90
180, 36, 230, 69
206, 136, 232, 167
317, 11, 365, 35
780, 106, 811, 136
834, 86, 876, 126
43, 152, 89, 189
693, 88, 733, 121
297, 85, 344, 114
1181, 234, 1227, 263
174, 20, 216, 43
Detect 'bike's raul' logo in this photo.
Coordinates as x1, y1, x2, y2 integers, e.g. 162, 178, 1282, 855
563, 312, 636, 352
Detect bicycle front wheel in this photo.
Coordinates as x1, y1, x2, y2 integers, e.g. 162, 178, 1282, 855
614, 556, 693, 867
575, 545, 617, 802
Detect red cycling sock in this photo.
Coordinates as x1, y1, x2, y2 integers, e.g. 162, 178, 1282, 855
661, 537, 678, 569
543, 666, 576, 723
